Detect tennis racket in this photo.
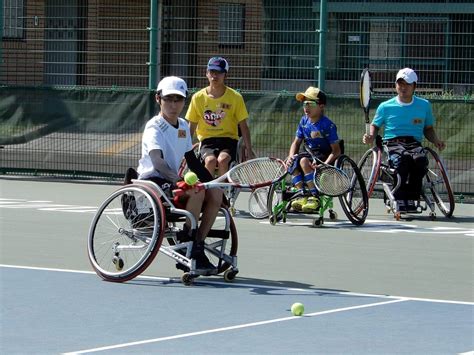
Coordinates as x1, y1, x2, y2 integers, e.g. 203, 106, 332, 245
197, 157, 287, 190
302, 144, 351, 197
360, 68, 372, 135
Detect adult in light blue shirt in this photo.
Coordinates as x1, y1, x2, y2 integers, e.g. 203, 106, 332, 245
362, 68, 445, 211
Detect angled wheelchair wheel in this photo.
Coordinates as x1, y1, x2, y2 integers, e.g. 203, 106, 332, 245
88, 185, 165, 282
336, 155, 369, 225
248, 186, 271, 219
204, 207, 238, 273
424, 147, 455, 217
358, 147, 382, 198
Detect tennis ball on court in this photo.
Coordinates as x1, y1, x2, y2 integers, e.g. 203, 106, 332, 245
291, 302, 304, 316
184, 171, 199, 186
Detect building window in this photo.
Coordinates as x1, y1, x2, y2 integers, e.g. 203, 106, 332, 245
3, 0, 25, 39
218, 3, 245, 47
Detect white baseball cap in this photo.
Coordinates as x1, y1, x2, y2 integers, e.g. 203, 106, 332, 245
156, 76, 188, 97
396, 68, 418, 84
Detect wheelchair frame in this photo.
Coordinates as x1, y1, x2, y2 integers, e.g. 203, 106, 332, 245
87, 179, 239, 286
358, 140, 455, 220
266, 154, 369, 227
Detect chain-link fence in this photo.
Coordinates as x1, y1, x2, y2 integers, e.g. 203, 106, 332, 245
1, 0, 473, 197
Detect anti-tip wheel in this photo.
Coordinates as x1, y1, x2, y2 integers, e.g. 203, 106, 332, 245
329, 210, 337, 220
112, 256, 124, 271
269, 215, 278, 226
224, 269, 238, 282
312, 217, 323, 227
181, 273, 194, 286
429, 212, 436, 220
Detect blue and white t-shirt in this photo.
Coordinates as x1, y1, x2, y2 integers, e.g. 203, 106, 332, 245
295, 115, 339, 155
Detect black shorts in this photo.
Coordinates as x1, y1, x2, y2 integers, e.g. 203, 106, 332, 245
200, 137, 238, 162
146, 176, 174, 197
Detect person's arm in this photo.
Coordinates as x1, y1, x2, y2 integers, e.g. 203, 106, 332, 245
184, 149, 213, 182
362, 124, 380, 145
238, 119, 255, 161
424, 126, 446, 151
189, 122, 198, 139
324, 142, 341, 165
149, 149, 179, 183
286, 137, 302, 169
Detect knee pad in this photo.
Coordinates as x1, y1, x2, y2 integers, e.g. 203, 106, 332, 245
292, 174, 303, 186
303, 172, 314, 183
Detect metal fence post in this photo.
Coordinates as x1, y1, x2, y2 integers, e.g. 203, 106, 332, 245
148, 0, 159, 90
318, 0, 327, 90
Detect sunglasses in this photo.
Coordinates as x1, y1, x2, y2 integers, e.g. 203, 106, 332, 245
303, 100, 319, 107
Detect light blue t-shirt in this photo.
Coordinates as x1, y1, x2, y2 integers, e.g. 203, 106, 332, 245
372, 96, 435, 142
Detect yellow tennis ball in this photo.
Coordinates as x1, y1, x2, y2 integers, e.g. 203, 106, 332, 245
184, 171, 199, 186
291, 302, 304, 316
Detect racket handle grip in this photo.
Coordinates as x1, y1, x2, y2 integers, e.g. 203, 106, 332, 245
365, 123, 370, 135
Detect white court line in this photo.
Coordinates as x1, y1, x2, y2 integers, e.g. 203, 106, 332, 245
1, 264, 473, 306
62, 298, 408, 354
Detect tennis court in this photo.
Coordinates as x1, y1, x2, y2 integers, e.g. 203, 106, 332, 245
1, 178, 473, 354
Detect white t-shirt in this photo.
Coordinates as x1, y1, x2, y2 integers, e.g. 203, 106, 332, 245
137, 114, 193, 180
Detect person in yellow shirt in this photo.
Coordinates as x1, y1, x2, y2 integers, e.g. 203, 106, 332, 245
186, 56, 254, 176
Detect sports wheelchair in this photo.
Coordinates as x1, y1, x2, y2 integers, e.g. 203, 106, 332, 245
87, 171, 238, 286
266, 147, 369, 227
358, 136, 455, 220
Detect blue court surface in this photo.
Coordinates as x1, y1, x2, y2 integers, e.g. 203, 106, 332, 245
1, 178, 473, 354
1, 265, 473, 354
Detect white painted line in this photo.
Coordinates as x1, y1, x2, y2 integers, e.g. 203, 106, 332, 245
62, 298, 408, 354
1, 264, 472, 306
458, 351, 474, 355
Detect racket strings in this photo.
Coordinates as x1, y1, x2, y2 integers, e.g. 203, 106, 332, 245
315, 167, 351, 196
228, 159, 286, 185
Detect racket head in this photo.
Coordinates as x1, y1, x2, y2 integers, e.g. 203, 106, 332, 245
314, 166, 351, 197
226, 157, 287, 188
360, 68, 372, 115
248, 186, 270, 219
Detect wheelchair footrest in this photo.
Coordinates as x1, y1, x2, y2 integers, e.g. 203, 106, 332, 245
206, 229, 230, 239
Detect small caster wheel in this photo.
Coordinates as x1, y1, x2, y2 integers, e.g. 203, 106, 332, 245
329, 210, 337, 220
269, 215, 278, 225
282, 215, 286, 223
181, 273, 194, 286
112, 255, 124, 271
313, 218, 323, 227
429, 212, 436, 220
394, 212, 401, 221
224, 269, 237, 282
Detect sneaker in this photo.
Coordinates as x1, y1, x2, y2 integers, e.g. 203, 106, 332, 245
195, 252, 216, 270
291, 197, 308, 211
191, 241, 216, 270
302, 196, 320, 213
396, 200, 406, 212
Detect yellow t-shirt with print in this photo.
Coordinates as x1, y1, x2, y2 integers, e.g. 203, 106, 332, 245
185, 86, 249, 141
